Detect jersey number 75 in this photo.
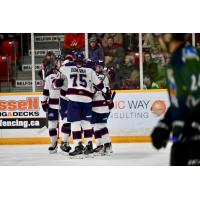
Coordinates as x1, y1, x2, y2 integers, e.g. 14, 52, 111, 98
70, 74, 87, 88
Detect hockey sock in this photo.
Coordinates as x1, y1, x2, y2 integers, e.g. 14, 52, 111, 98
84, 129, 93, 144
94, 129, 102, 146
100, 127, 111, 144
49, 129, 58, 144
72, 130, 82, 146
61, 123, 71, 142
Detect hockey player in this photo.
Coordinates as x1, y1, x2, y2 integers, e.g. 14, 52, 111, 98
41, 58, 61, 154
53, 54, 75, 154
59, 52, 110, 157
151, 34, 200, 165
91, 60, 113, 155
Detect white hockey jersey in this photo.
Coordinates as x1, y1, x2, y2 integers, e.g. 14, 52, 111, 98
53, 71, 69, 101
59, 65, 104, 103
42, 69, 60, 109
92, 73, 110, 113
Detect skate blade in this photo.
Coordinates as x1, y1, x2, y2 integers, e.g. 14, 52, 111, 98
49, 149, 58, 154
94, 152, 105, 156
84, 153, 94, 158
69, 154, 85, 159
103, 151, 112, 156
58, 149, 70, 156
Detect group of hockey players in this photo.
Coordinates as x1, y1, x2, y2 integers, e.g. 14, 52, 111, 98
41, 51, 115, 157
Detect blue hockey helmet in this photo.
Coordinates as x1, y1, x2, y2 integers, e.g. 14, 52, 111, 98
96, 60, 104, 67
84, 58, 96, 69
94, 60, 105, 73
55, 54, 64, 68
55, 54, 64, 61
73, 51, 85, 62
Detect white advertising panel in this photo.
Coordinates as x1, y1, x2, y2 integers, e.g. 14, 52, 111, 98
0, 90, 170, 138
0, 93, 47, 138
107, 90, 170, 136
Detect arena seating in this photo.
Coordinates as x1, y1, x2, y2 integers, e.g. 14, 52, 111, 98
1, 40, 19, 64
0, 56, 14, 87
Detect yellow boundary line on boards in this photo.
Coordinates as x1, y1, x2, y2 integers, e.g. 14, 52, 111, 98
0, 89, 168, 96
0, 136, 151, 145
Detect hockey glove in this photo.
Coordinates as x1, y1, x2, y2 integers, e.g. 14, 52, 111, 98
151, 107, 173, 149
103, 87, 112, 101
151, 121, 171, 149
41, 101, 49, 112
183, 104, 200, 138
54, 79, 64, 87
108, 101, 114, 110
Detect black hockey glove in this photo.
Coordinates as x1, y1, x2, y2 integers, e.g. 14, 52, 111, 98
108, 101, 114, 110
54, 79, 64, 87
151, 121, 171, 149
41, 101, 49, 112
183, 104, 200, 138
103, 87, 112, 101
151, 107, 172, 149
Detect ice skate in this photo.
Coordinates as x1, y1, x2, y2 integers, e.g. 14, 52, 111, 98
48, 141, 58, 154
93, 145, 104, 156
69, 142, 85, 158
60, 142, 71, 155
84, 141, 94, 158
103, 142, 113, 156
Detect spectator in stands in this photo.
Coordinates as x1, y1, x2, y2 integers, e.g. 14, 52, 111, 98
88, 37, 104, 61
119, 55, 140, 89
123, 33, 139, 52
104, 55, 117, 89
143, 33, 159, 49
38, 51, 55, 80
197, 42, 200, 49
62, 33, 85, 55
102, 33, 123, 48
150, 46, 165, 67
88, 33, 104, 45
143, 53, 157, 78
143, 73, 159, 89
196, 42, 200, 56
128, 56, 140, 86
103, 37, 125, 65
143, 52, 166, 89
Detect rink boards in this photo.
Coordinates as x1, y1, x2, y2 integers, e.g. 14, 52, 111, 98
0, 90, 170, 144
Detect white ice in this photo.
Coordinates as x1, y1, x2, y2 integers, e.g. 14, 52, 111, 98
0, 143, 171, 166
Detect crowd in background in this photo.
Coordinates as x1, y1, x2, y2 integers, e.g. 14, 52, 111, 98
2, 33, 200, 91
60, 33, 168, 90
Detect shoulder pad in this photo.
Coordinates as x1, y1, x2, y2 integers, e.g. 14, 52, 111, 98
182, 45, 199, 62
64, 62, 76, 67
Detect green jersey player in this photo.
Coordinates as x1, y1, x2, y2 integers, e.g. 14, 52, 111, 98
151, 34, 200, 166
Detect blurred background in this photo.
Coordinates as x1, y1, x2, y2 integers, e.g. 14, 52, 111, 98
0, 33, 199, 92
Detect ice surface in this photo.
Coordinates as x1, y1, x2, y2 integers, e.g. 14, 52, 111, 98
0, 143, 171, 166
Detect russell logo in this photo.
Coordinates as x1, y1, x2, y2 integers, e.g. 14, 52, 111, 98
151, 100, 167, 117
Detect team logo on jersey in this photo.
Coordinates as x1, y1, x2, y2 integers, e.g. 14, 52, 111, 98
49, 113, 54, 117
151, 100, 166, 117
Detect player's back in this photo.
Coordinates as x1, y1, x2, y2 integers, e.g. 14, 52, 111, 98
59, 64, 101, 103
44, 69, 60, 109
